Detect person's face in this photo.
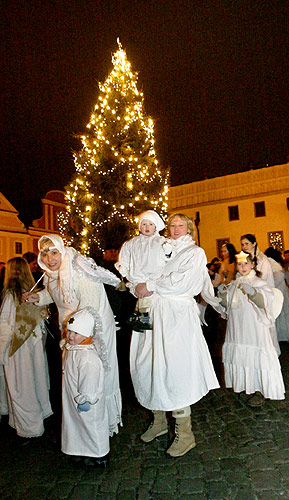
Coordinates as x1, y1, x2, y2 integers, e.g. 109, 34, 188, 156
169, 216, 188, 240
237, 260, 253, 276
284, 253, 289, 263
41, 248, 62, 271
67, 330, 87, 345
29, 259, 38, 274
241, 238, 256, 254
220, 245, 229, 259
140, 219, 156, 236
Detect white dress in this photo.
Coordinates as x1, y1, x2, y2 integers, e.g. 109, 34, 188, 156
268, 258, 289, 342
130, 234, 220, 411
62, 342, 109, 458
37, 272, 122, 436
222, 270, 285, 400
0, 294, 52, 437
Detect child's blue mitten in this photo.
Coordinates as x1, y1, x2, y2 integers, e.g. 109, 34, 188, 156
77, 402, 90, 412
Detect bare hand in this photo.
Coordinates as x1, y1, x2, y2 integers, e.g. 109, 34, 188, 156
135, 283, 153, 298
21, 292, 40, 304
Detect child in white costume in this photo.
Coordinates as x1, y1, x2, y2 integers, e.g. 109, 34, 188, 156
0, 257, 52, 438
61, 309, 109, 467
115, 210, 167, 331
221, 251, 285, 407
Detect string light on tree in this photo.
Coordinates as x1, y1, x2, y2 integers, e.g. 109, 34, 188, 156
58, 39, 169, 258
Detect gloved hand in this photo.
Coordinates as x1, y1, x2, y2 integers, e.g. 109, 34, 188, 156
77, 402, 90, 412
240, 283, 255, 296
217, 283, 227, 295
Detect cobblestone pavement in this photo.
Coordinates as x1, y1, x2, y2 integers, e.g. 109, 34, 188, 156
1, 342, 289, 500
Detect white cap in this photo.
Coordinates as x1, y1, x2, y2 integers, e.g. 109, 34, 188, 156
138, 210, 165, 232
66, 309, 95, 338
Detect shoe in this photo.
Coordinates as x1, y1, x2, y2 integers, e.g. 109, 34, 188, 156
246, 392, 265, 407
166, 417, 196, 457
70, 455, 83, 464
83, 455, 109, 468
83, 457, 96, 466
141, 411, 168, 442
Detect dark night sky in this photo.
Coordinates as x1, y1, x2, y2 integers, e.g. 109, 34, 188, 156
1, 0, 289, 225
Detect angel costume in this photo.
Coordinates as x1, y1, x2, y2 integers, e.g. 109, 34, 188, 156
130, 234, 223, 411
115, 210, 167, 311
0, 293, 52, 437
222, 270, 285, 400
268, 257, 289, 342
36, 235, 122, 436
62, 342, 109, 458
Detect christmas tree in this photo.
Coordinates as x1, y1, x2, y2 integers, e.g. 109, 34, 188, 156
59, 39, 169, 259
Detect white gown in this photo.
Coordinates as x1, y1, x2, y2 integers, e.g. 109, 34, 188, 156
130, 234, 220, 411
62, 342, 109, 458
37, 272, 122, 436
0, 294, 52, 437
222, 270, 285, 400
268, 258, 289, 342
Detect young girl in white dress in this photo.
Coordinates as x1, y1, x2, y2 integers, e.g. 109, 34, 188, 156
0, 257, 52, 437
221, 251, 285, 407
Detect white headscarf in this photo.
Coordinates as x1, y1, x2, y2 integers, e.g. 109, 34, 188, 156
138, 210, 165, 233
38, 234, 120, 304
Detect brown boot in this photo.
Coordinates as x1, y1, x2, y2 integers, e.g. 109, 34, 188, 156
166, 416, 196, 457
141, 410, 168, 442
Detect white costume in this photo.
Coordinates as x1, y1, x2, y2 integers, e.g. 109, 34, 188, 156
268, 257, 289, 342
0, 293, 52, 437
255, 249, 279, 354
115, 210, 167, 310
62, 344, 109, 458
36, 235, 122, 436
130, 234, 223, 411
222, 270, 285, 400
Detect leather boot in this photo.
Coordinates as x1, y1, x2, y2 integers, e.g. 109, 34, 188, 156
166, 416, 196, 457
141, 410, 168, 442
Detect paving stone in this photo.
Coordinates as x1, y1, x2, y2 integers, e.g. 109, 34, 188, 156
48, 481, 74, 498
269, 449, 289, 464
179, 477, 205, 494
116, 489, 137, 500
250, 470, 281, 490
205, 480, 232, 499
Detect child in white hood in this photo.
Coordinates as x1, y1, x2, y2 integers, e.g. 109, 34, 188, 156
61, 308, 109, 467
115, 210, 168, 331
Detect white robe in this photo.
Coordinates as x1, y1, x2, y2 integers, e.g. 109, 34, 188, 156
37, 272, 121, 436
130, 234, 220, 411
222, 271, 285, 400
62, 343, 109, 458
268, 258, 289, 342
0, 294, 52, 437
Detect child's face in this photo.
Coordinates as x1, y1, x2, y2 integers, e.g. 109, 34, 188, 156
237, 260, 253, 276
140, 219, 156, 236
67, 330, 87, 345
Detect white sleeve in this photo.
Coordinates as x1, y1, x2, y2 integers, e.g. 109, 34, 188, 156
36, 288, 54, 306
114, 240, 131, 278
0, 294, 15, 365
74, 352, 104, 405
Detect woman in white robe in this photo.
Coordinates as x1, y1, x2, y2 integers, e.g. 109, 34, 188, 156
265, 247, 289, 342
132, 213, 224, 457
23, 234, 122, 436
222, 251, 285, 406
0, 257, 52, 438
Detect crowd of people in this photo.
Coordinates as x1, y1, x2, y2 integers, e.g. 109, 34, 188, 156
0, 212, 288, 466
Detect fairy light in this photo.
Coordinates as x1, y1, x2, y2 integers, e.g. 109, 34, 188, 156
58, 38, 170, 255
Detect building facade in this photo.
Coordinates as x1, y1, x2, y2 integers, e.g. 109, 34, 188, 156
168, 163, 289, 261
0, 190, 66, 263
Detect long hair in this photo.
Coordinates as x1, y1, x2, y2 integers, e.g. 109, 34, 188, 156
167, 213, 196, 239
3, 257, 35, 302
241, 233, 258, 267
264, 247, 284, 268
222, 243, 237, 264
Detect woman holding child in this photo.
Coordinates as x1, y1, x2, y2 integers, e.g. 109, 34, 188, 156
132, 213, 224, 457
